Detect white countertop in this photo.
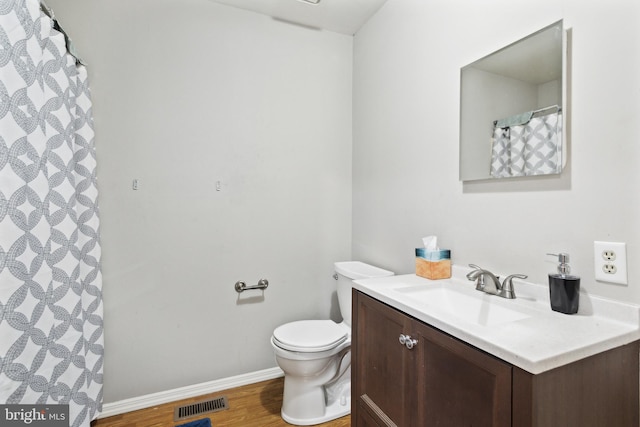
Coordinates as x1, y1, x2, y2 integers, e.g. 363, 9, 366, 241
353, 265, 640, 374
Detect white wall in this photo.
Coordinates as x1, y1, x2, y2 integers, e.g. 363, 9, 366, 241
353, 0, 640, 303
46, 0, 353, 403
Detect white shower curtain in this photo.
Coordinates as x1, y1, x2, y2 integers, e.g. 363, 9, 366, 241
0, 1, 103, 426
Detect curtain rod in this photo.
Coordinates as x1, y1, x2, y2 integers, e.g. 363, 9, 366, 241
531, 104, 561, 119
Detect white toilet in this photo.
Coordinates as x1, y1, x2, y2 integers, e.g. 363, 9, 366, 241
271, 261, 394, 425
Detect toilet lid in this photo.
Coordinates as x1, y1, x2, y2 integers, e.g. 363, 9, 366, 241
273, 320, 348, 352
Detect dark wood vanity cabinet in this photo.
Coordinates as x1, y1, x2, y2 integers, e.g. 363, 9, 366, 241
352, 290, 639, 427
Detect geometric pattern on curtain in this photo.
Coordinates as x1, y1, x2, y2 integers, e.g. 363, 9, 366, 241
0, 1, 103, 426
490, 112, 562, 178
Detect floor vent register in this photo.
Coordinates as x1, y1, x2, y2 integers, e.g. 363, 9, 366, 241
174, 396, 229, 421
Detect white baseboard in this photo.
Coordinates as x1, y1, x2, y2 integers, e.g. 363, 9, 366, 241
98, 367, 284, 419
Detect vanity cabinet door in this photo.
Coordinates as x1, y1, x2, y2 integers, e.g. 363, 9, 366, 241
413, 320, 512, 427
353, 291, 417, 426
353, 290, 512, 427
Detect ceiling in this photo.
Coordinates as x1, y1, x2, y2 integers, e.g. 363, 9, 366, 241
209, 0, 388, 35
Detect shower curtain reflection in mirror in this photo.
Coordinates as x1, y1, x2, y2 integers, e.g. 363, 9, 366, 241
490, 106, 563, 178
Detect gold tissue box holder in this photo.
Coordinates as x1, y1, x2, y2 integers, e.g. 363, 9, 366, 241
415, 248, 451, 280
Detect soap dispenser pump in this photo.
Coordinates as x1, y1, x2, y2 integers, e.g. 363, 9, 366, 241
547, 253, 580, 314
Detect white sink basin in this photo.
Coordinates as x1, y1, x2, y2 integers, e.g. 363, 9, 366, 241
392, 285, 530, 327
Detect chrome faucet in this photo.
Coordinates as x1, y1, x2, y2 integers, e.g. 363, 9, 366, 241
467, 264, 502, 295
466, 264, 527, 299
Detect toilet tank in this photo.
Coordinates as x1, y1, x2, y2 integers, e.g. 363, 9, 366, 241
334, 261, 394, 327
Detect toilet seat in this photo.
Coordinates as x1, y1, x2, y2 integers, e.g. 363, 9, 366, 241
273, 320, 347, 352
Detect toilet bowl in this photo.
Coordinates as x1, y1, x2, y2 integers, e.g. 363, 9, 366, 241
271, 262, 393, 425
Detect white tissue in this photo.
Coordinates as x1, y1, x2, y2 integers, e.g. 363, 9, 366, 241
422, 236, 439, 251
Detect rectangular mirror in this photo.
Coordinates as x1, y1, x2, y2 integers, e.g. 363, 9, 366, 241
460, 21, 565, 181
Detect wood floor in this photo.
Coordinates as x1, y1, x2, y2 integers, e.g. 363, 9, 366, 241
91, 377, 351, 427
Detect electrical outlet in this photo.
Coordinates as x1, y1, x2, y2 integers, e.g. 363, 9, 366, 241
602, 250, 616, 261
594, 241, 627, 285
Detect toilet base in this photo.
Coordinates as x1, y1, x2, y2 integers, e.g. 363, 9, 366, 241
278, 354, 351, 426
281, 394, 350, 426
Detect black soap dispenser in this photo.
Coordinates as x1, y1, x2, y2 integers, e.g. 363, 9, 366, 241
547, 253, 580, 314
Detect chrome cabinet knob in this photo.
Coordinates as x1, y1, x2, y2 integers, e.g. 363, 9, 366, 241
404, 337, 417, 350
399, 334, 417, 350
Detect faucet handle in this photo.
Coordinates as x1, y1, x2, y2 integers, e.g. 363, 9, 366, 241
466, 264, 485, 291
466, 264, 483, 280
499, 274, 528, 299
